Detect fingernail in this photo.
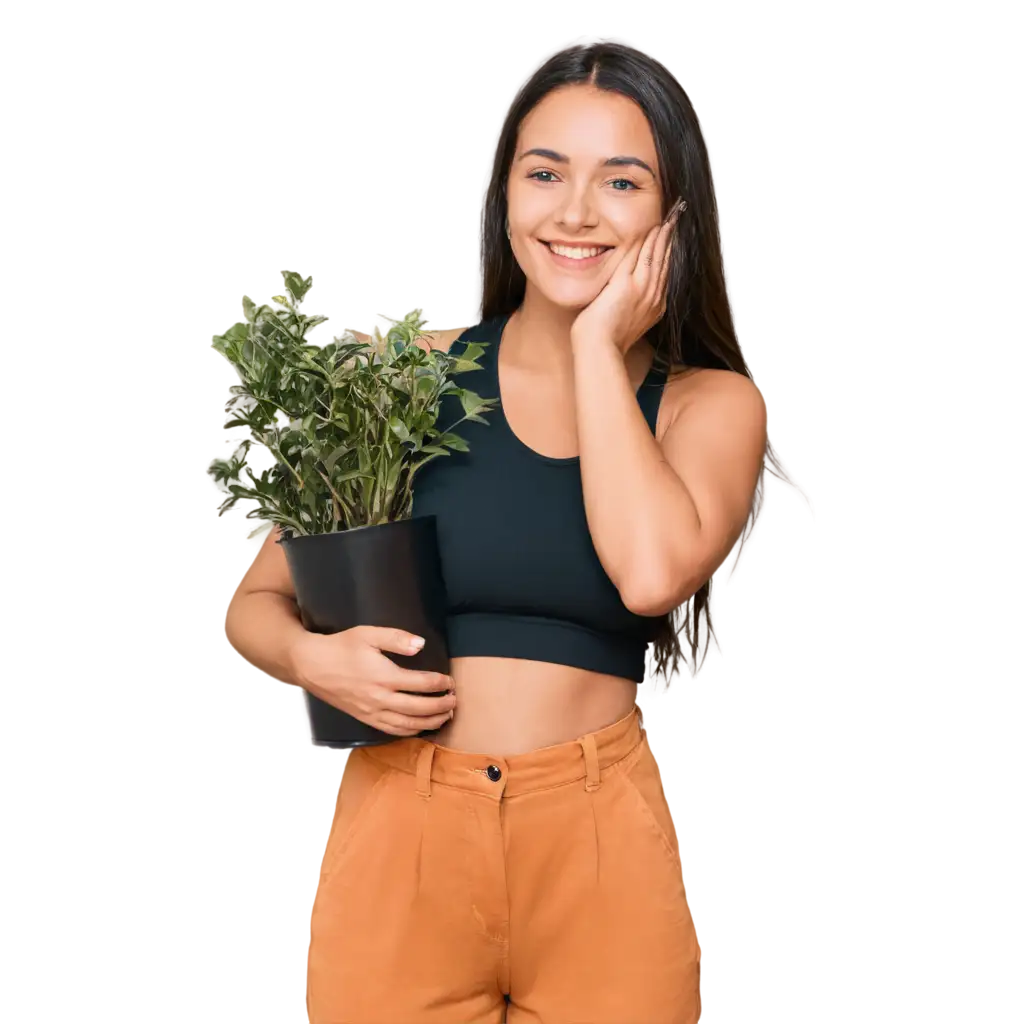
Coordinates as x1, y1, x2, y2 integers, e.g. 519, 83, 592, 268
409, 636, 425, 651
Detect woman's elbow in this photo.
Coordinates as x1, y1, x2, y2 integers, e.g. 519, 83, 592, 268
614, 573, 704, 618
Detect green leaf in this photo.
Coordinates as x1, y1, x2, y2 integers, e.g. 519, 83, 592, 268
459, 390, 488, 417
441, 435, 470, 452
388, 415, 411, 441
459, 340, 486, 359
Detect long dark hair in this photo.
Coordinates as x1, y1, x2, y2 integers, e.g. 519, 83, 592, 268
476, 41, 798, 685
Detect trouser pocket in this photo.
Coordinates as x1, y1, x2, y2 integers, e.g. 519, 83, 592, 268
319, 748, 398, 885
611, 733, 682, 872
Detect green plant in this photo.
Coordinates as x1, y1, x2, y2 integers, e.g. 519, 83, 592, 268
207, 270, 497, 538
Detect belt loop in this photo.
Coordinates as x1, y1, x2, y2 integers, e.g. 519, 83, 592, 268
415, 741, 434, 799
581, 732, 601, 792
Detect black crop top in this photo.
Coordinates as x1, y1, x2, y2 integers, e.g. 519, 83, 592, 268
409, 310, 669, 682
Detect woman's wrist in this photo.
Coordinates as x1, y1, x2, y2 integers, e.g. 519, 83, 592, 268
569, 326, 618, 353
286, 627, 318, 690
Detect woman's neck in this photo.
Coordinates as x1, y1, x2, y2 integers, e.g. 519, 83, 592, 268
505, 288, 581, 376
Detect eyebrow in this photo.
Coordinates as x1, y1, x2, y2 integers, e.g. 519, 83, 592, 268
517, 147, 657, 179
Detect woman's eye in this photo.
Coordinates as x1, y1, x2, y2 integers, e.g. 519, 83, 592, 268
532, 171, 634, 191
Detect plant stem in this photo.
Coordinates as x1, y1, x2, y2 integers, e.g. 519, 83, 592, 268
315, 465, 347, 520
258, 433, 307, 492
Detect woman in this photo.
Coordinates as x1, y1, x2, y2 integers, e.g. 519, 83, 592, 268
225, 41, 781, 1024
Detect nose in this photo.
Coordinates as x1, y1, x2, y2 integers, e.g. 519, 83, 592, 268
552, 186, 598, 232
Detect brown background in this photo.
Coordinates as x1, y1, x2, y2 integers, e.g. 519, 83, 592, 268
0, 8, 1019, 1024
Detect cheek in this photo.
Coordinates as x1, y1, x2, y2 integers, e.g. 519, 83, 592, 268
606, 206, 655, 248
506, 192, 546, 239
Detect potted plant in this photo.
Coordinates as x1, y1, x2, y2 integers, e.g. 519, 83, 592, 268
207, 270, 497, 748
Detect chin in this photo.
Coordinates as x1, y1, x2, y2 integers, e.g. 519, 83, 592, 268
536, 278, 598, 309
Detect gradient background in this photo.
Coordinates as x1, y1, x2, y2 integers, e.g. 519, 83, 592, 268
2, 2, 1019, 1021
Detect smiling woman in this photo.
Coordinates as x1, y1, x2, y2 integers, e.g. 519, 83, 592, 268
294, 39, 798, 1024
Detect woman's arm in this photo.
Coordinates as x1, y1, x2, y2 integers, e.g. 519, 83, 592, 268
572, 338, 767, 616
224, 525, 310, 687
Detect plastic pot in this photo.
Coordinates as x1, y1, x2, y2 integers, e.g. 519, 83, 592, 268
278, 515, 450, 748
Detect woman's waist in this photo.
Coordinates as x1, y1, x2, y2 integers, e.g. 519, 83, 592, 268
427, 655, 638, 755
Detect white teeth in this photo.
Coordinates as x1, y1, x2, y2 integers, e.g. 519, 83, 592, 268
546, 242, 609, 259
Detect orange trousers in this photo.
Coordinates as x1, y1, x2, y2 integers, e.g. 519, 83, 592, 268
306, 704, 701, 1023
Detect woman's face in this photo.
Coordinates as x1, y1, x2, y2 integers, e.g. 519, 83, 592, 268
506, 84, 664, 309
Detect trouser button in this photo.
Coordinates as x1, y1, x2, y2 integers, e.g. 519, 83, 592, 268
486, 764, 502, 781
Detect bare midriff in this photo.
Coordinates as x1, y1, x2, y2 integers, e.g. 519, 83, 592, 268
428, 658, 639, 756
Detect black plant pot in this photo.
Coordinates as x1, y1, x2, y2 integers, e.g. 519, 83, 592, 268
279, 515, 450, 749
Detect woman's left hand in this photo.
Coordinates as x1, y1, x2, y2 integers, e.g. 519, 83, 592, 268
570, 197, 685, 356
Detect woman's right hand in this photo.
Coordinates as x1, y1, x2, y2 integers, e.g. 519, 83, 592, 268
290, 625, 456, 736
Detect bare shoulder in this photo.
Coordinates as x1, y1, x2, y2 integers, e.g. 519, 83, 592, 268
658, 365, 766, 440
656, 366, 768, 539
346, 326, 471, 354
411, 327, 472, 354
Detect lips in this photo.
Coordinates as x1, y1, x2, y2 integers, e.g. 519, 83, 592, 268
544, 238, 606, 258
540, 239, 614, 269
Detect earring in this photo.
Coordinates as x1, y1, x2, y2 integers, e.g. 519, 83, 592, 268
505, 219, 511, 240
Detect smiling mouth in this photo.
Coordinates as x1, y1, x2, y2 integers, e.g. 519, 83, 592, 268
540, 241, 610, 262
